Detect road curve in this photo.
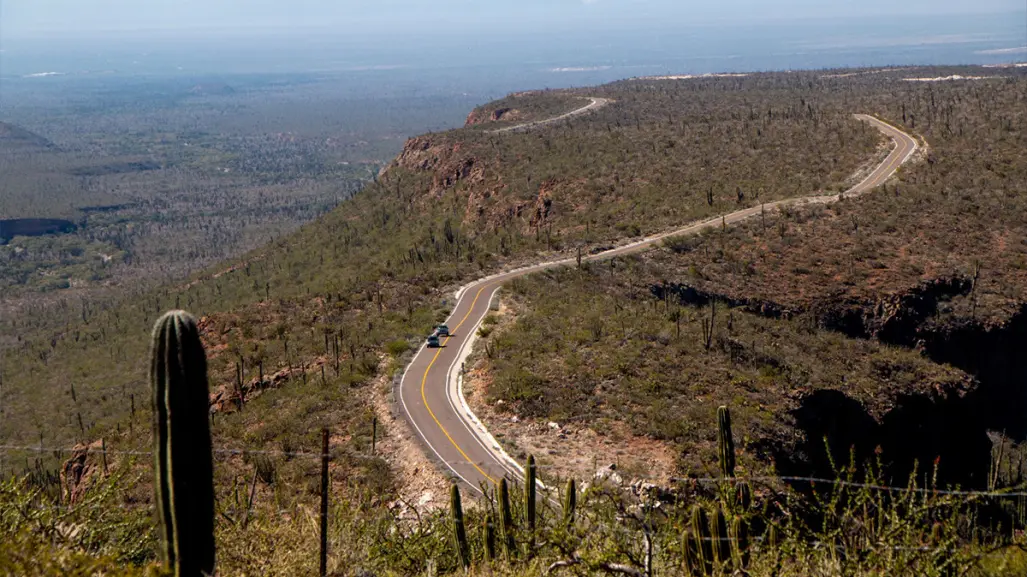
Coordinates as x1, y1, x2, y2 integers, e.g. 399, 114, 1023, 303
398, 114, 919, 494
488, 97, 610, 134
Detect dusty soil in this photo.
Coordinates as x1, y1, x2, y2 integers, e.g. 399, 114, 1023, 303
369, 368, 449, 509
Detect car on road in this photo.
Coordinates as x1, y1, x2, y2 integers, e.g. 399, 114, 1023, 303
436, 324, 450, 337
427, 334, 441, 348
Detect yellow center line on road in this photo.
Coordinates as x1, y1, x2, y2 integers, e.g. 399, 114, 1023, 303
419, 282, 500, 485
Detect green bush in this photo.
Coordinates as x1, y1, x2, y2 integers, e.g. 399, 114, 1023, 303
386, 339, 410, 357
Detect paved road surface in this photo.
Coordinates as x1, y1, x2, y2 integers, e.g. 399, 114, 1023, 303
399, 114, 919, 494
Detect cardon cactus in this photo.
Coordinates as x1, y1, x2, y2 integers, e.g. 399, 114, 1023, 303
524, 455, 538, 557
690, 506, 712, 576
484, 513, 497, 562
563, 479, 577, 528
735, 481, 752, 512
499, 478, 516, 559
717, 406, 736, 478
450, 484, 470, 569
682, 530, 702, 576
711, 506, 730, 571
730, 515, 750, 570
151, 310, 215, 576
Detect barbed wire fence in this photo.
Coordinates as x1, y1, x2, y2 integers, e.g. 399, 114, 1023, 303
4, 442, 1027, 566
6, 441, 1027, 501
6, 442, 1027, 499
0, 439, 340, 515
1, 444, 327, 460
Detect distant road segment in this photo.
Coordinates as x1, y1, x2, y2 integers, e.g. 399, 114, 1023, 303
488, 97, 610, 134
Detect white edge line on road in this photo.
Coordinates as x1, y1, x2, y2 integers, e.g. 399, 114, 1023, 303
444, 287, 537, 484
407, 113, 919, 494
397, 338, 485, 495
849, 115, 898, 193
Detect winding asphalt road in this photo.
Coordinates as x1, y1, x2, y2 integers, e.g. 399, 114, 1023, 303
488, 97, 610, 134
399, 113, 920, 495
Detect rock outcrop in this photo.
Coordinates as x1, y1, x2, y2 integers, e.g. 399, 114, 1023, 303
61, 440, 105, 505
383, 135, 486, 198
465, 107, 522, 126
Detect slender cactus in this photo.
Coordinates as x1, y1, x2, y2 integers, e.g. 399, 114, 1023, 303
451, 484, 470, 569
484, 513, 497, 562
682, 530, 702, 576
524, 455, 537, 558
690, 506, 712, 576
768, 524, 782, 577
730, 515, 749, 570
499, 479, 516, 559
717, 406, 736, 478
319, 429, 329, 577
563, 478, 577, 528
151, 310, 215, 576
711, 506, 730, 571
735, 481, 752, 512
525, 455, 537, 531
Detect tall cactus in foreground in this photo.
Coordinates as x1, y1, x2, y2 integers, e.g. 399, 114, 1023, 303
525, 455, 537, 531
563, 479, 577, 528
735, 481, 752, 512
682, 530, 702, 576
151, 310, 216, 576
483, 513, 497, 562
524, 455, 537, 557
711, 506, 730, 570
717, 405, 736, 478
499, 478, 516, 559
450, 484, 470, 569
730, 515, 750, 570
690, 506, 712, 576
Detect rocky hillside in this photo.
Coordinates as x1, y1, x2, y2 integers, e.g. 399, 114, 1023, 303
380, 75, 880, 243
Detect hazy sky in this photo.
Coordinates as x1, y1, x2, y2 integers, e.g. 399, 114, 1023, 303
3, 0, 1024, 37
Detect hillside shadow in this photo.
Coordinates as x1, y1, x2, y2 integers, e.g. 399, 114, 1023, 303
772, 388, 993, 490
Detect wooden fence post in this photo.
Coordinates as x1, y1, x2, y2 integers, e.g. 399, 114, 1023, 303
371, 418, 377, 456
101, 438, 109, 476
320, 428, 330, 577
